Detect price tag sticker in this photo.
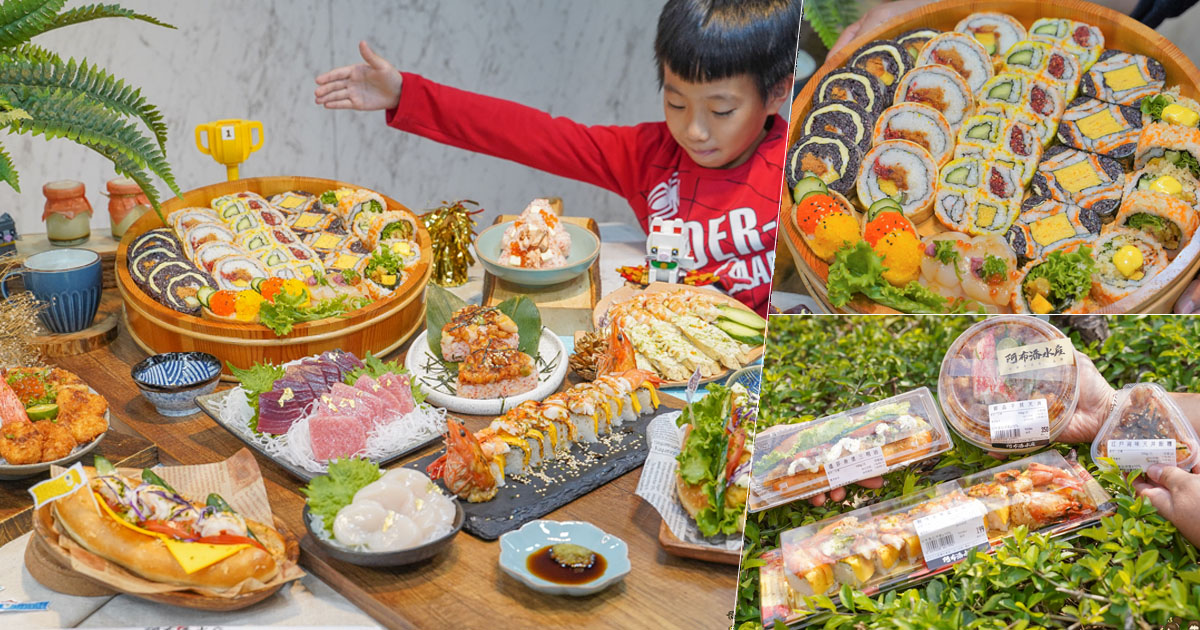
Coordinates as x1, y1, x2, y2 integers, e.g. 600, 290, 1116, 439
1107, 439, 1177, 471
988, 399, 1050, 449
912, 499, 989, 570
28, 462, 87, 509
825, 446, 888, 489
997, 339, 1074, 376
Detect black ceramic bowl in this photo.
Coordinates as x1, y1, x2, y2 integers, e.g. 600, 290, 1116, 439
302, 501, 464, 567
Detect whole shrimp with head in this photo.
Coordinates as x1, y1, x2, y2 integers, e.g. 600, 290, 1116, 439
427, 417, 500, 503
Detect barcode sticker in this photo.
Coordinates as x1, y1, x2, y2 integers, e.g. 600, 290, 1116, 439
912, 499, 989, 570
825, 446, 888, 489
988, 399, 1050, 449
1107, 439, 1177, 471
997, 339, 1074, 376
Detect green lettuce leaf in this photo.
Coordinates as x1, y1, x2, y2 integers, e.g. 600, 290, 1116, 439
826, 241, 949, 313
228, 361, 284, 432
676, 385, 743, 537
301, 458, 381, 536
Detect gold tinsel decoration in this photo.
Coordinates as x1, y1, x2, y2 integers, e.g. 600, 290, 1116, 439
421, 200, 483, 288
0, 260, 45, 367
569, 330, 608, 381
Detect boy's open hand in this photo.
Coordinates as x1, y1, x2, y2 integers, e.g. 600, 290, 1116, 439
315, 41, 403, 111
1133, 464, 1200, 547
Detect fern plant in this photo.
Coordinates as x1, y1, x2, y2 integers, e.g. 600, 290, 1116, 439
805, 0, 860, 50
0, 1, 178, 213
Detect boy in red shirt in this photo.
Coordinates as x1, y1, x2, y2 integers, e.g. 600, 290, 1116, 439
314, 0, 800, 316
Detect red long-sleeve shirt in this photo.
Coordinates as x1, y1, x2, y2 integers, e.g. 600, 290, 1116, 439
386, 72, 783, 316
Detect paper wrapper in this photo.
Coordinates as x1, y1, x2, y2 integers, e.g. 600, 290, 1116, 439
42, 448, 305, 598
634, 411, 742, 553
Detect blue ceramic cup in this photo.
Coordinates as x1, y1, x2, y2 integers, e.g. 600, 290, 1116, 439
1, 248, 101, 333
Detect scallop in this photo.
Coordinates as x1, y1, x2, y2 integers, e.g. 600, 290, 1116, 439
367, 512, 422, 551
381, 467, 436, 494
958, 234, 1018, 307
333, 499, 389, 547
411, 491, 457, 540
354, 478, 414, 515
919, 231, 970, 298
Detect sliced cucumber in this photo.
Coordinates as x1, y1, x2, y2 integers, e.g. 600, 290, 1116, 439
250, 277, 265, 292
196, 286, 216, 309
866, 198, 904, 221
966, 122, 992, 140
1032, 23, 1059, 36
1007, 49, 1034, 67
987, 82, 1014, 101
715, 318, 765, 345
792, 176, 828, 203
945, 165, 972, 185
717, 305, 767, 331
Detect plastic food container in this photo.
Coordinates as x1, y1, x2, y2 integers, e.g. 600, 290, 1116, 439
1091, 382, 1200, 472
747, 387, 952, 513
759, 451, 1113, 626
938, 316, 1080, 454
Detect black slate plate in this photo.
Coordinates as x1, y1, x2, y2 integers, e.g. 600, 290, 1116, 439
403, 407, 670, 540
195, 389, 442, 482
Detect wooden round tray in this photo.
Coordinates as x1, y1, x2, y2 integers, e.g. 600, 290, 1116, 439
115, 176, 432, 375
783, 0, 1200, 314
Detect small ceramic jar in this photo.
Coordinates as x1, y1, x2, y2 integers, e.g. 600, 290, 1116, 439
43, 180, 92, 246
106, 177, 149, 238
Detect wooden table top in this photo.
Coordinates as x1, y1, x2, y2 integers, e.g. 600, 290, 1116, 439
37, 313, 737, 630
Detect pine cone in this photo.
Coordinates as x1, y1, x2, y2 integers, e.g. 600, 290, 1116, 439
569, 331, 607, 381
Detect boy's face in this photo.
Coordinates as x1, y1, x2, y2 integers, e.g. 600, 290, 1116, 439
661, 67, 789, 169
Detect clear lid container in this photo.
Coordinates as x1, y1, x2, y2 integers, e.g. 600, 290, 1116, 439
761, 451, 1113, 624
938, 316, 1080, 454
1091, 382, 1200, 472
747, 387, 951, 513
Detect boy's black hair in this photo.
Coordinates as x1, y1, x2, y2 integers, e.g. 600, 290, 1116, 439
654, 0, 801, 101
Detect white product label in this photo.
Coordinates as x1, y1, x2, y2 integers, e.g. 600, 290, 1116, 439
825, 446, 888, 489
220, 124, 236, 141
997, 339, 1074, 376
912, 499, 990, 570
988, 399, 1051, 449
1107, 439, 1177, 471
685, 367, 702, 405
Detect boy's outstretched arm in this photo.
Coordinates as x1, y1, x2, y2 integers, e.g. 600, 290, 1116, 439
315, 41, 404, 111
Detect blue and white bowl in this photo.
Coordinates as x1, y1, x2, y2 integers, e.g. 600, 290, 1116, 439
498, 520, 630, 596
725, 365, 762, 400
131, 352, 222, 417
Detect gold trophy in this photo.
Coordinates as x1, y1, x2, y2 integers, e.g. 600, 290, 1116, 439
194, 118, 264, 181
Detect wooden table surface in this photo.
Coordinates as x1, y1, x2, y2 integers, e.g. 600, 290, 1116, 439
36, 313, 737, 630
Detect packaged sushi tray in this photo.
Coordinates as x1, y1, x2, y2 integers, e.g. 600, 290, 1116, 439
784, 2, 1200, 314
938, 316, 1079, 454
747, 387, 952, 513
758, 450, 1115, 627
1091, 382, 1200, 471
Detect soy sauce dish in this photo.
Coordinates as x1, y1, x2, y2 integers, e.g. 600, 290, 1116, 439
498, 520, 631, 596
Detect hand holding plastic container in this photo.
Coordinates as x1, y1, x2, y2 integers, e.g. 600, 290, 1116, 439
1092, 382, 1200, 472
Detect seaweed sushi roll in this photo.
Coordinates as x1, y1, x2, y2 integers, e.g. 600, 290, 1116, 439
814, 67, 890, 117
1025, 146, 1125, 219
786, 133, 863, 197
1124, 162, 1199, 206
1115, 189, 1200, 255
1134, 122, 1200, 178
1091, 228, 1169, 305
1057, 97, 1142, 163
857, 140, 938, 223
1015, 199, 1103, 258
304, 231, 349, 253
915, 32, 994, 93
128, 228, 181, 258
954, 12, 1026, 59
288, 211, 335, 234
128, 245, 184, 288
894, 64, 975, 131
1011, 241, 1095, 314
1028, 18, 1105, 70
1079, 50, 1165, 107
802, 102, 875, 153
850, 40, 913, 95
144, 259, 196, 298
872, 103, 954, 166
1002, 40, 1082, 99
897, 28, 940, 62
161, 267, 216, 315
268, 191, 317, 214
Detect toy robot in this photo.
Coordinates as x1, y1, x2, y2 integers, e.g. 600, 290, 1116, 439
645, 217, 698, 284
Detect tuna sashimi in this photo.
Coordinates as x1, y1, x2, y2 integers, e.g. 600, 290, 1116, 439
329, 382, 388, 426
309, 413, 368, 461
285, 364, 327, 390
353, 374, 404, 410
324, 350, 364, 376
257, 380, 316, 434
0, 382, 29, 426
378, 372, 415, 415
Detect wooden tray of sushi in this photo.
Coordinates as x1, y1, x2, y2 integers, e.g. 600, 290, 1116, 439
116, 176, 432, 376
782, 0, 1200, 314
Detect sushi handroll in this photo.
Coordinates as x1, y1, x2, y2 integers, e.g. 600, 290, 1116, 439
1091, 228, 1170, 305
978, 73, 1066, 124
954, 12, 1026, 59
457, 347, 537, 400
1026, 146, 1125, 219
850, 40, 913, 95
915, 32, 994, 93
1011, 242, 1095, 314
802, 102, 875, 154
1140, 88, 1200, 128
210, 255, 269, 291
1134, 122, 1200, 179
268, 191, 317, 214
896, 28, 940, 62
1017, 200, 1103, 258
785, 133, 862, 197
1115, 190, 1200, 255
1002, 40, 1082, 99
192, 241, 246, 273
1057, 97, 1142, 163
1124, 162, 1199, 206
814, 67, 889, 117
856, 140, 938, 223
893, 64, 975, 131
1028, 18, 1105, 70
1079, 50, 1165, 107
873, 103, 955, 167
288, 211, 335, 234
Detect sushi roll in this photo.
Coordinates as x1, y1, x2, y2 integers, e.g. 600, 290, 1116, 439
1028, 18, 1105, 70
813, 67, 890, 117
304, 230, 350, 253
288, 210, 335, 234
254, 247, 292, 268
268, 191, 317, 214
161, 268, 215, 315
1134, 122, 1200, 179
235, 228, 273, 252
850, 40, 913, 95
325, 251, 367, 272
356, 211, 419, 251
1115, 190, 1200, 255
564, 384, 610, 443
456, 347, 537, 400
192, 241, 246, 273
257, 207, 290, 228
1078, 50, 1165, 107
594, 375, 639, 424
872, 103, 955, 166
169, 208, 221, 234
226, 211, 263, 235
954, 117, 1043, 185
339, 189, 388, 224
915, 32, 994, 93
179, 222, 235, 259
802, 102, 875, 154
893, 64, 975, 131
269, 226, 300, 246
1057, 97, 1142, 163
1011, 241, 1095, 314
934, 158, 1022, 235
1091, 228, 1170, 305
210, 255, 269, 291
785, 133, 862, 197
1004, 223, 1038, 269
954, 12, 1026, 59
539, 393, 578, 445
1016, 200, 1103, 258
1124, 162, 1199, 206
975, 102, 1057, 147
143, 259, 195, 300
128, 228, 181, 258
1002, 40, 1082, 99
978, 73, 1066, 124
857, 140, 938, 223
896, 28, 940, 62
128, 245, 184, 288
783, 545, 836, 598
1025, 146, 1125, 219
1140, 88, 1200, 128
285, 243, 322, 265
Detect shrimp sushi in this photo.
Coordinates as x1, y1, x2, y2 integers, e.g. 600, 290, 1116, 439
456, 346, 537, 400
565, 384, 608, 443
441, 305, 520, 362
592, 375, 638, 425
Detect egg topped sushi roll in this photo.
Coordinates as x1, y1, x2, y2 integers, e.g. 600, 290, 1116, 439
814, 67, 890, 117
268, 191, 316, 214
894, 64, 975, 131
1025, 146, 1125, 219
1079, 50, 1165, 107
954, 12, 1026, 59
916, 32, 994, 93
1091, 228, 1170, 305
896, 28, 941, 63
850, 40, 914, 95
857, 140, 938, 223
1140, 88, 1200, 128
872, 103, 954, 167
1057, 97, 1142, 163
1015, 199, 1103, 259
1134, 122, 1200, 179
1002, 40, 1082, 99
786, 133, 863, 198
1011, 242, 1095, 314
1124, 161, 1198, 205
1115, 189, 1200, 255
802, 102, 875, 154
1028, 18, 1105, 71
